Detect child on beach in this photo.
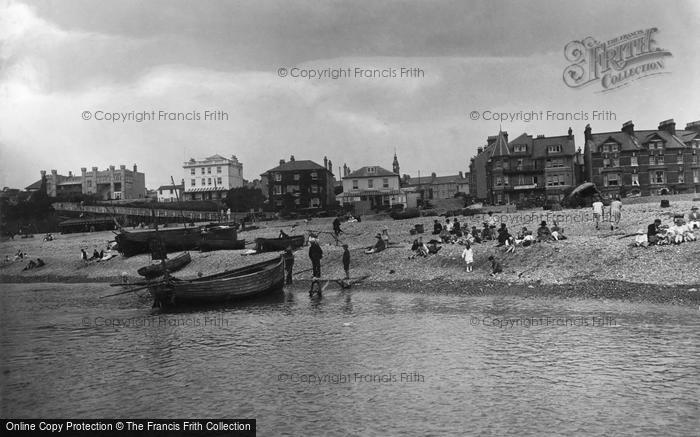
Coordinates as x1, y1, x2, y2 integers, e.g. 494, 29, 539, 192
461, 242, 473, 272
592, 198, 603, 230
342, 244, 351, 279
488, 255, 502, 276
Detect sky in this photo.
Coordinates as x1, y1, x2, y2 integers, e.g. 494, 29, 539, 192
1, 0, 699, 189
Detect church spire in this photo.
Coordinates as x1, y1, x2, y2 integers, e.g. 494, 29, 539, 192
392, 150, 400, 174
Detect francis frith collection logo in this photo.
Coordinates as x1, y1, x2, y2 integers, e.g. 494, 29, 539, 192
563, 28, 672, 92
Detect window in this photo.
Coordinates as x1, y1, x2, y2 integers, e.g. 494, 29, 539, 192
678, 173, 684, 184
294, 198, 300, 205
631, 174, 639, 186
495, 176, 503, 186
190, 168, 195, 175
503, 176, 509, 186
275, 200, 283, 207
655, 155, 665, 165
547, 158, 564, 168
693, 155, 698, 164
611, 144, 619, 152
352, 180, 359, 189
603, 158, 611, 168
612, 158, 620, 167
311, 185, 318, 194
652, 171, 665, 184
274, 173, 282, 182
310, 172, 318, 180
217, 177, 222, 185
207, 167, 211, 174
87, 180, 92, 187
533, 176, 538, 185
310, 198, 320, 208
217, 166, 222, 173
383, 178, 389, 188
547, 145, 562, 153
494, 161, 502, 169
367, 167, 376, 174
286, 185, 299, 193
605, 174, 619, 186
368, 179, 374, 188
631, 155, 638, 166
207, 178, 211, 185
201, 168, 205, 174
201, 178, 205, 185
514, 144, 526, 153
190, 179, 195, 186
694, 169, 700, 183
273, 186, 282, 195
169, 189, 173, 194
677, 153, 684, 164
293, 174, 300, 181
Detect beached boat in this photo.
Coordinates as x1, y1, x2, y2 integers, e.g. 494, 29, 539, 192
137, 252, 192, 279
149, 255, 285, 307
254, 235, 305, 252
199, 238, 246, 252
115, 224, 237, 257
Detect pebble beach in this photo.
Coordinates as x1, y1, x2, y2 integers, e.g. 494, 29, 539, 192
2, 195, 699, 305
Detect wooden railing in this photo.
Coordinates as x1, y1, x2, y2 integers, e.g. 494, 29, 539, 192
51, 202, 224, 222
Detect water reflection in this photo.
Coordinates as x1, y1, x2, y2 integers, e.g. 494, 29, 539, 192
0, 283, 698, 435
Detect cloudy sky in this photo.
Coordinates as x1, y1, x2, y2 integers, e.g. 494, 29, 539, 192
1, 0, 699, 189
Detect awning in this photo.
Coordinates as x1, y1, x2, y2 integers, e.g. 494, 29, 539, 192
185, 187, 228, 193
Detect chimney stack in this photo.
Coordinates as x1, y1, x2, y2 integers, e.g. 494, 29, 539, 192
459, 171, 463, 179
133, 164, 138, 172
68, 171, 73, 177
279, 159, 285, 165
658, 119, 676, 135
324, 156, 328, 169
622, 120, 635, 136
477, 147, 483, 154
584, 124, 593, 142
685, 120, 700, 133
328, 159, 332, 173
289, 155, 295, 162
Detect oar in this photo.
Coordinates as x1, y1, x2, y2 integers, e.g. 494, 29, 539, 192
101, 284, 154, 298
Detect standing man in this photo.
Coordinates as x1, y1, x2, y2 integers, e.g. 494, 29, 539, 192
610, 196, 622, 230
283, 246, 294, 285
332, 216, 342, 238
592, 197, 604, 230
689, 206, 700, 230
309, 239, 323, 279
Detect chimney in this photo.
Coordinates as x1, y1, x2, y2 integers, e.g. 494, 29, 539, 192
51, 169, 57, 175
324, 156, 328, 169
431, 172, 437, 180
568, 127, 573, 138
133, 164, 138, 172
503, 131, 508, 142
279, 159, 285, 165
110, 165, 115, 171
40, 170, 46, 176
289, 155, 295, 162
328, 159, 332, 171
536, 134, 545, 139
621, 120, 635, 136
119, 165, 125, 170
68, 171, 73, 177
658, 119, 676, 135
486, 136, 496, 146
459, 171, 463, 179
81, 167, 87, 174
92, 166, 98, 172
477, 147, 483, 154
584, 124, 593, 142
181, 178, 184, 186
684, 121, 700, 133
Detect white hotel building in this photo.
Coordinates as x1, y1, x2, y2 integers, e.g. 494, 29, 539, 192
183, 155, 244, 200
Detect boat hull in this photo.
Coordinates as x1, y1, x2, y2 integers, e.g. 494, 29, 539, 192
149, 256, 285, 307
254, 235, 305, 252
199, 239, 246, 252
115, 225, 237, 257
137, 252, 192, 279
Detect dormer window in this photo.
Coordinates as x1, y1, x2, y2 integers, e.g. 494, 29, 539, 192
547, 145, 562, 153
513, 144, 527, 153
367, 167, 376, 174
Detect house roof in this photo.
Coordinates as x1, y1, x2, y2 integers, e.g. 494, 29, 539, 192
344, 166, 397, 178
587, 128, 694, 152
262, 160, 331, 174
157, 184, 184, 191
25, 180, 43, 190
406, 174, 468, 185
489, 130, 511, 157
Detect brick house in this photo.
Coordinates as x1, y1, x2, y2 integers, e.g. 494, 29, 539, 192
261, 156, 336, 211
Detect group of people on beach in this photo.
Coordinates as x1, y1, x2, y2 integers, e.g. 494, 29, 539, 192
634, 206, 699, 247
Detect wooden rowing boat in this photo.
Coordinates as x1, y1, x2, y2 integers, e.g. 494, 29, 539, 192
254, 235, 305, 252
137, 252, 192, 279
115, 224, 237, 257
199, 238, 246, 251
149, 255, 285, 308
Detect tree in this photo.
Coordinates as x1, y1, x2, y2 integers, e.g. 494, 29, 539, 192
224, 187, 265, 212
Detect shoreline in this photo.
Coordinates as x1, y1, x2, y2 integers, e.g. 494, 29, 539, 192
2, 274, 698, 306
